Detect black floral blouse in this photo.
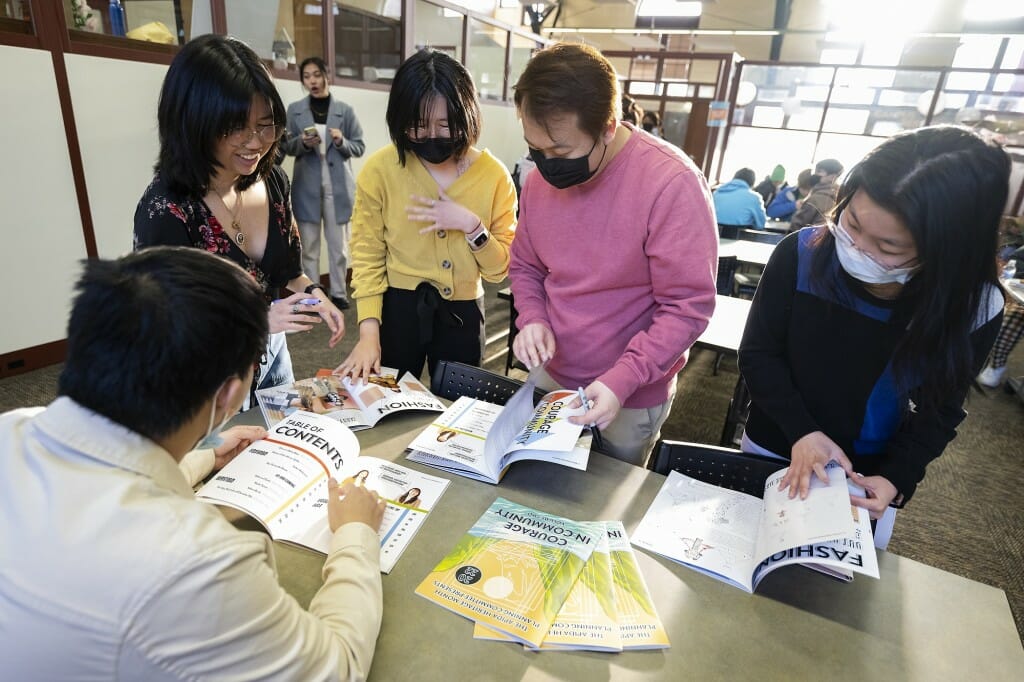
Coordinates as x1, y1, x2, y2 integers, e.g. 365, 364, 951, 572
133, 166, 303, 300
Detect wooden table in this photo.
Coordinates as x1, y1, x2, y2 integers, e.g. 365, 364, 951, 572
235, 409, 1024, 680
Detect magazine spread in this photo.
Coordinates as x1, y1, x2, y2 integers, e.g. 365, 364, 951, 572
254, 367, 445, 431
406, 382, 590, 483
414, 498, 603, 647
195, 411, 449, 573
630, 462, 879, 593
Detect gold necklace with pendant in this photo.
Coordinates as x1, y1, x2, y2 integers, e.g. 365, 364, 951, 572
212, 186, 246, 245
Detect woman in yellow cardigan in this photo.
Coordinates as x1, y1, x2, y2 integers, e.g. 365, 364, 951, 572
336, 49, 516, 381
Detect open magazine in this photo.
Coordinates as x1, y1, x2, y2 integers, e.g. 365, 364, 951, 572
254, 368, 445, 431
630, 461, 879, 593
195, 411, 449, 573
405, 381, 590, 484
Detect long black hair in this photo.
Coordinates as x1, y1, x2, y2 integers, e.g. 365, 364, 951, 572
812, 125, 1010, 407
386, 49, 480, 166
156, 34, 286, 195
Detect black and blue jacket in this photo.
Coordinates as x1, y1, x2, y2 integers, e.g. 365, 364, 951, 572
738, 228, 1002, 503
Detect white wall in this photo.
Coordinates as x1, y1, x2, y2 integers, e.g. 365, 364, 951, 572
0, 45, 89, 354
0, 48, 525, 356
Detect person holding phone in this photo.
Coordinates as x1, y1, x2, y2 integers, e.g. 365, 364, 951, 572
134, 36, 345, 406
282, 57, 366, 311
336, 49, 516, 382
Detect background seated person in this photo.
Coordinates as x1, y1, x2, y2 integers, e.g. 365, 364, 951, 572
0, 246, 386, 679
713, 167, 767, 229
788, 158, 844, 230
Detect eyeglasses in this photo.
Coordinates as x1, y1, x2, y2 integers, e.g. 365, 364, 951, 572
223, 124, 283, 146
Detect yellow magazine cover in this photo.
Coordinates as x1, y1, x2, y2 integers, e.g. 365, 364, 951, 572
606, 521, 670, 649
415, 498, 601, 648
474, 523, 622, 652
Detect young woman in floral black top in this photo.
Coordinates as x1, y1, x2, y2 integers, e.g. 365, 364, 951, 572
134, 35, 344, 402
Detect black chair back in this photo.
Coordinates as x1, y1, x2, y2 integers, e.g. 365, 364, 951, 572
431, 360, 542, 406
719, 375, 752, 448
718, 224, 743, 240
648, 439, 786, 498
737, 229, 784, 245
715, 255, 738, 296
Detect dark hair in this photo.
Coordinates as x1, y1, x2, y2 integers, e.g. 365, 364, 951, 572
514, 43, 619, 139
156, 34, 286, 195
642, 111, 660, 126
621, 94, 643, 126
796, 168, 815, 192
58, 247, 268, 441
299, 56, 329, 80
815, 158, 844, 176
386, 49, 480, 167
811, 125, 1010, 406
734, 168, 757, 187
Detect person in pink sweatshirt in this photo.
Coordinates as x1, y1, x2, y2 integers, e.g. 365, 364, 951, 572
509, 43, 718, 467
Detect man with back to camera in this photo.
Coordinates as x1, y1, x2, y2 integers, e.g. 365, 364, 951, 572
0, 246, 386, 679
713, 167, 768, 229
509, 43, 718, 468
788, 158, 844, 230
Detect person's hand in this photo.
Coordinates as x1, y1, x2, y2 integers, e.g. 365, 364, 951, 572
781, 431, 853, 500
513, 322, 556, 369
268, 291, 322, 335
302, 130, 320, 149
212, 425, 267, 470
335, 320, 382, 380
569, 380, 620, 431
407, 190, 480, 236
328, 127, 344, 146
308, 295, 345, 348
849, 473, 899, 519
328, 478, 386, 533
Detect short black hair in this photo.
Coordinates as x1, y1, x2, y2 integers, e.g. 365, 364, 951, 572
299, 56, 329, 79
734, 168, 757, 186
156, 34, 286, 195
58, 247, 269, 441
386, 49, 480, 166
815, 158, 844, 176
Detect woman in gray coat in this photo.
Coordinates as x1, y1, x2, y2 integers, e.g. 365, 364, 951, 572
282, 57, 365, 309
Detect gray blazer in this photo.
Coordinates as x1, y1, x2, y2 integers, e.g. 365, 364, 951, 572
282, 96, 366, 224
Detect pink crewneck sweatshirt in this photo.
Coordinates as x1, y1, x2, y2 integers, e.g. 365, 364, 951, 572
510, 128, 718, 408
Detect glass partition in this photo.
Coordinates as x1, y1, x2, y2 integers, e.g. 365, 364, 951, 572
508, 32, 540, 94
335, 1, 402, 83
719, 127, 817, 186
468, 18, 507, 101
224, 0, 310, 70
65, 0, 187, 44
414, 0, 463, 62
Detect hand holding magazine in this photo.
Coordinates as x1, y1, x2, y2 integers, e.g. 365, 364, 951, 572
196, 411, 449, 573
630, 461, 879, 593
406, 380, 591, 483
254, 368, 445, 431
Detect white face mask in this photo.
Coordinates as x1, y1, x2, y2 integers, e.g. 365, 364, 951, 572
829, 218, 919, 285
197, 383, 231, 450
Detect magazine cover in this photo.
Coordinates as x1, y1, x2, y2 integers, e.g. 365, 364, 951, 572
605, 522, 670, 650
415, 498, 602, 647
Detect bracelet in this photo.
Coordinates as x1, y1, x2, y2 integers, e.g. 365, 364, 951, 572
304, 282, 327, 296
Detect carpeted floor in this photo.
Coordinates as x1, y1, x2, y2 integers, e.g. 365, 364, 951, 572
2, 281, 1021, 642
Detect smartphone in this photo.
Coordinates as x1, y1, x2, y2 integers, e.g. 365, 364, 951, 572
303, 125, 317, 137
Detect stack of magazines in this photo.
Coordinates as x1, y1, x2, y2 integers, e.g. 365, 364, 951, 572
415, 498, 669, 652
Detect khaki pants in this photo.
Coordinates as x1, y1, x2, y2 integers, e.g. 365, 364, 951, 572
532, 367, 676, 468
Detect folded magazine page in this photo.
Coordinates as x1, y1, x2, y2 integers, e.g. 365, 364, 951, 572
406, 383, 590, 483
415, 498, 602, 647
195, 410, 449, 573
605, 521, 670, 650
630, 462, 878, 593
255, 368, 444, 431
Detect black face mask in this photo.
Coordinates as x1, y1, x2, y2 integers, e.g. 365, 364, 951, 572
409, 137, 456, 164
529, 137, 605, 190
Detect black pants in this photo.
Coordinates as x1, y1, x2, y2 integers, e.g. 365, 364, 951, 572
380, 284, 485, 381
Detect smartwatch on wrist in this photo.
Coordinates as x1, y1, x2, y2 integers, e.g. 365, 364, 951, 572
466, 223, 489, 249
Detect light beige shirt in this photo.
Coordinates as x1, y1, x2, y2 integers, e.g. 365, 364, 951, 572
0, 398, 382, 681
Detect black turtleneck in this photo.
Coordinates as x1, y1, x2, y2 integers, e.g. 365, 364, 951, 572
309, 95, 330, 124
